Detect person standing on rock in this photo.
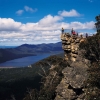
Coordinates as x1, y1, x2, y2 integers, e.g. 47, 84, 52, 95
86, 33, 88, 38
62, 27, 64, 34
73, 30, 76, 35
71, 28, 76, 35
71, 28, 74, 35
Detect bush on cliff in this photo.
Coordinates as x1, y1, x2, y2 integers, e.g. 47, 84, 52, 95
80, 33, 100, 99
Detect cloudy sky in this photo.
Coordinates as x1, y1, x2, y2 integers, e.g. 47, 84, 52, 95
0, 0, 99, 46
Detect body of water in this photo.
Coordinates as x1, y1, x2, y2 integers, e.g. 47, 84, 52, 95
0, 46, 17, 49
0, 53, 52, 68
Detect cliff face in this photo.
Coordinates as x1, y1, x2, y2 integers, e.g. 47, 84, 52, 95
61, 33, 85, 61
55, 33, 90, 100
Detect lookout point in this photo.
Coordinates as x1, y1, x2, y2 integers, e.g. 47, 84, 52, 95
61, 28, 85, 62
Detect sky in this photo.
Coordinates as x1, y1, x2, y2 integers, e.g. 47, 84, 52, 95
0, 0, 100, 46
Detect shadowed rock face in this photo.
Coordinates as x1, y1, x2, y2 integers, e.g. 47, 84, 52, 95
55, 33, 89, 100
55, 51, 89, 100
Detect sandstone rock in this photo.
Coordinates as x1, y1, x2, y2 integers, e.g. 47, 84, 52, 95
75, 38, 80, 43
61, 34, 67, 40
71, 53, 77, 58
72, 35, 77, 39
71, 38, 75, 43
65, 33, 71, 37
66, 41, 71, 45
71, 57, 76, 62
55, 33, 89, 100
55, 59, 88, 100
72, 50, 78, 54
62, 40, 67, 44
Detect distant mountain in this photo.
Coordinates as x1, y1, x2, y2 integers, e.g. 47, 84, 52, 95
16, 42, 62, 53
0, 42, 63, 63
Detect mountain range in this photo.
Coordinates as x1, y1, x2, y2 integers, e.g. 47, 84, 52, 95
0, 42, 63, 63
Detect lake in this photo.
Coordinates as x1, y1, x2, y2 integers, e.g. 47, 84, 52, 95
0, 46, 17, 49
0, 53, 53, 68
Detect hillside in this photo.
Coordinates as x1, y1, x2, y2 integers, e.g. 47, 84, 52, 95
0, 53, 64, 100
0, 42, 63, 63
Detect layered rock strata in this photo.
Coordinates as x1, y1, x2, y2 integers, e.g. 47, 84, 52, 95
61, 33, 85, 62
55, 33, 89, 100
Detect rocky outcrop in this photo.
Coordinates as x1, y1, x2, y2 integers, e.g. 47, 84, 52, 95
55, 51, 89, 100
61, 33, 85, 62
24, 33, 90, 100
55, 33, 89, 100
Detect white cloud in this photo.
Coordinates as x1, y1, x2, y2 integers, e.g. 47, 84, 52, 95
16, 6, 37, 16
0, 18, 22, 31
0, 11, 95, 45
58, 9, 81, 17
24, 6, 37, 13
68, 21, 95, 29
39, 15, 63, 26
16, 10, 24, 15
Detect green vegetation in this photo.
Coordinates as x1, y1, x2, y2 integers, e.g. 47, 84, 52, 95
23, 55, 68, 100
80, 34, 100, 62
0, 67, 42, 100
80, 33, 100, 99
0, 54, 64, 100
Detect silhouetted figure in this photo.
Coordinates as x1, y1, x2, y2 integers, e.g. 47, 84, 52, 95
71, 28, 76, 35
86, 33, 88, 38
80, 34, 83, 38
62, 27, 64, 34
71, 28, 74, 35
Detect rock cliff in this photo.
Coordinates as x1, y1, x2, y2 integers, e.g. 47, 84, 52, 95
55, 33, 90, 100
61, 33, 85, 62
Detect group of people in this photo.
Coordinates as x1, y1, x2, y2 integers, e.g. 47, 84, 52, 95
61, 27, 88, 38
71, 28, 77, 35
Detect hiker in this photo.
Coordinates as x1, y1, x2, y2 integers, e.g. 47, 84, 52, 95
71, 28, 76, 35
73, 30, 76, 35
80, 34, 83, 38
71, 28, 74, 35
62, 27, 64, 34
86, 33, 88, 38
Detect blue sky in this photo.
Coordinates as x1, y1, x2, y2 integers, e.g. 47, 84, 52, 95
0, 0, 99, 46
